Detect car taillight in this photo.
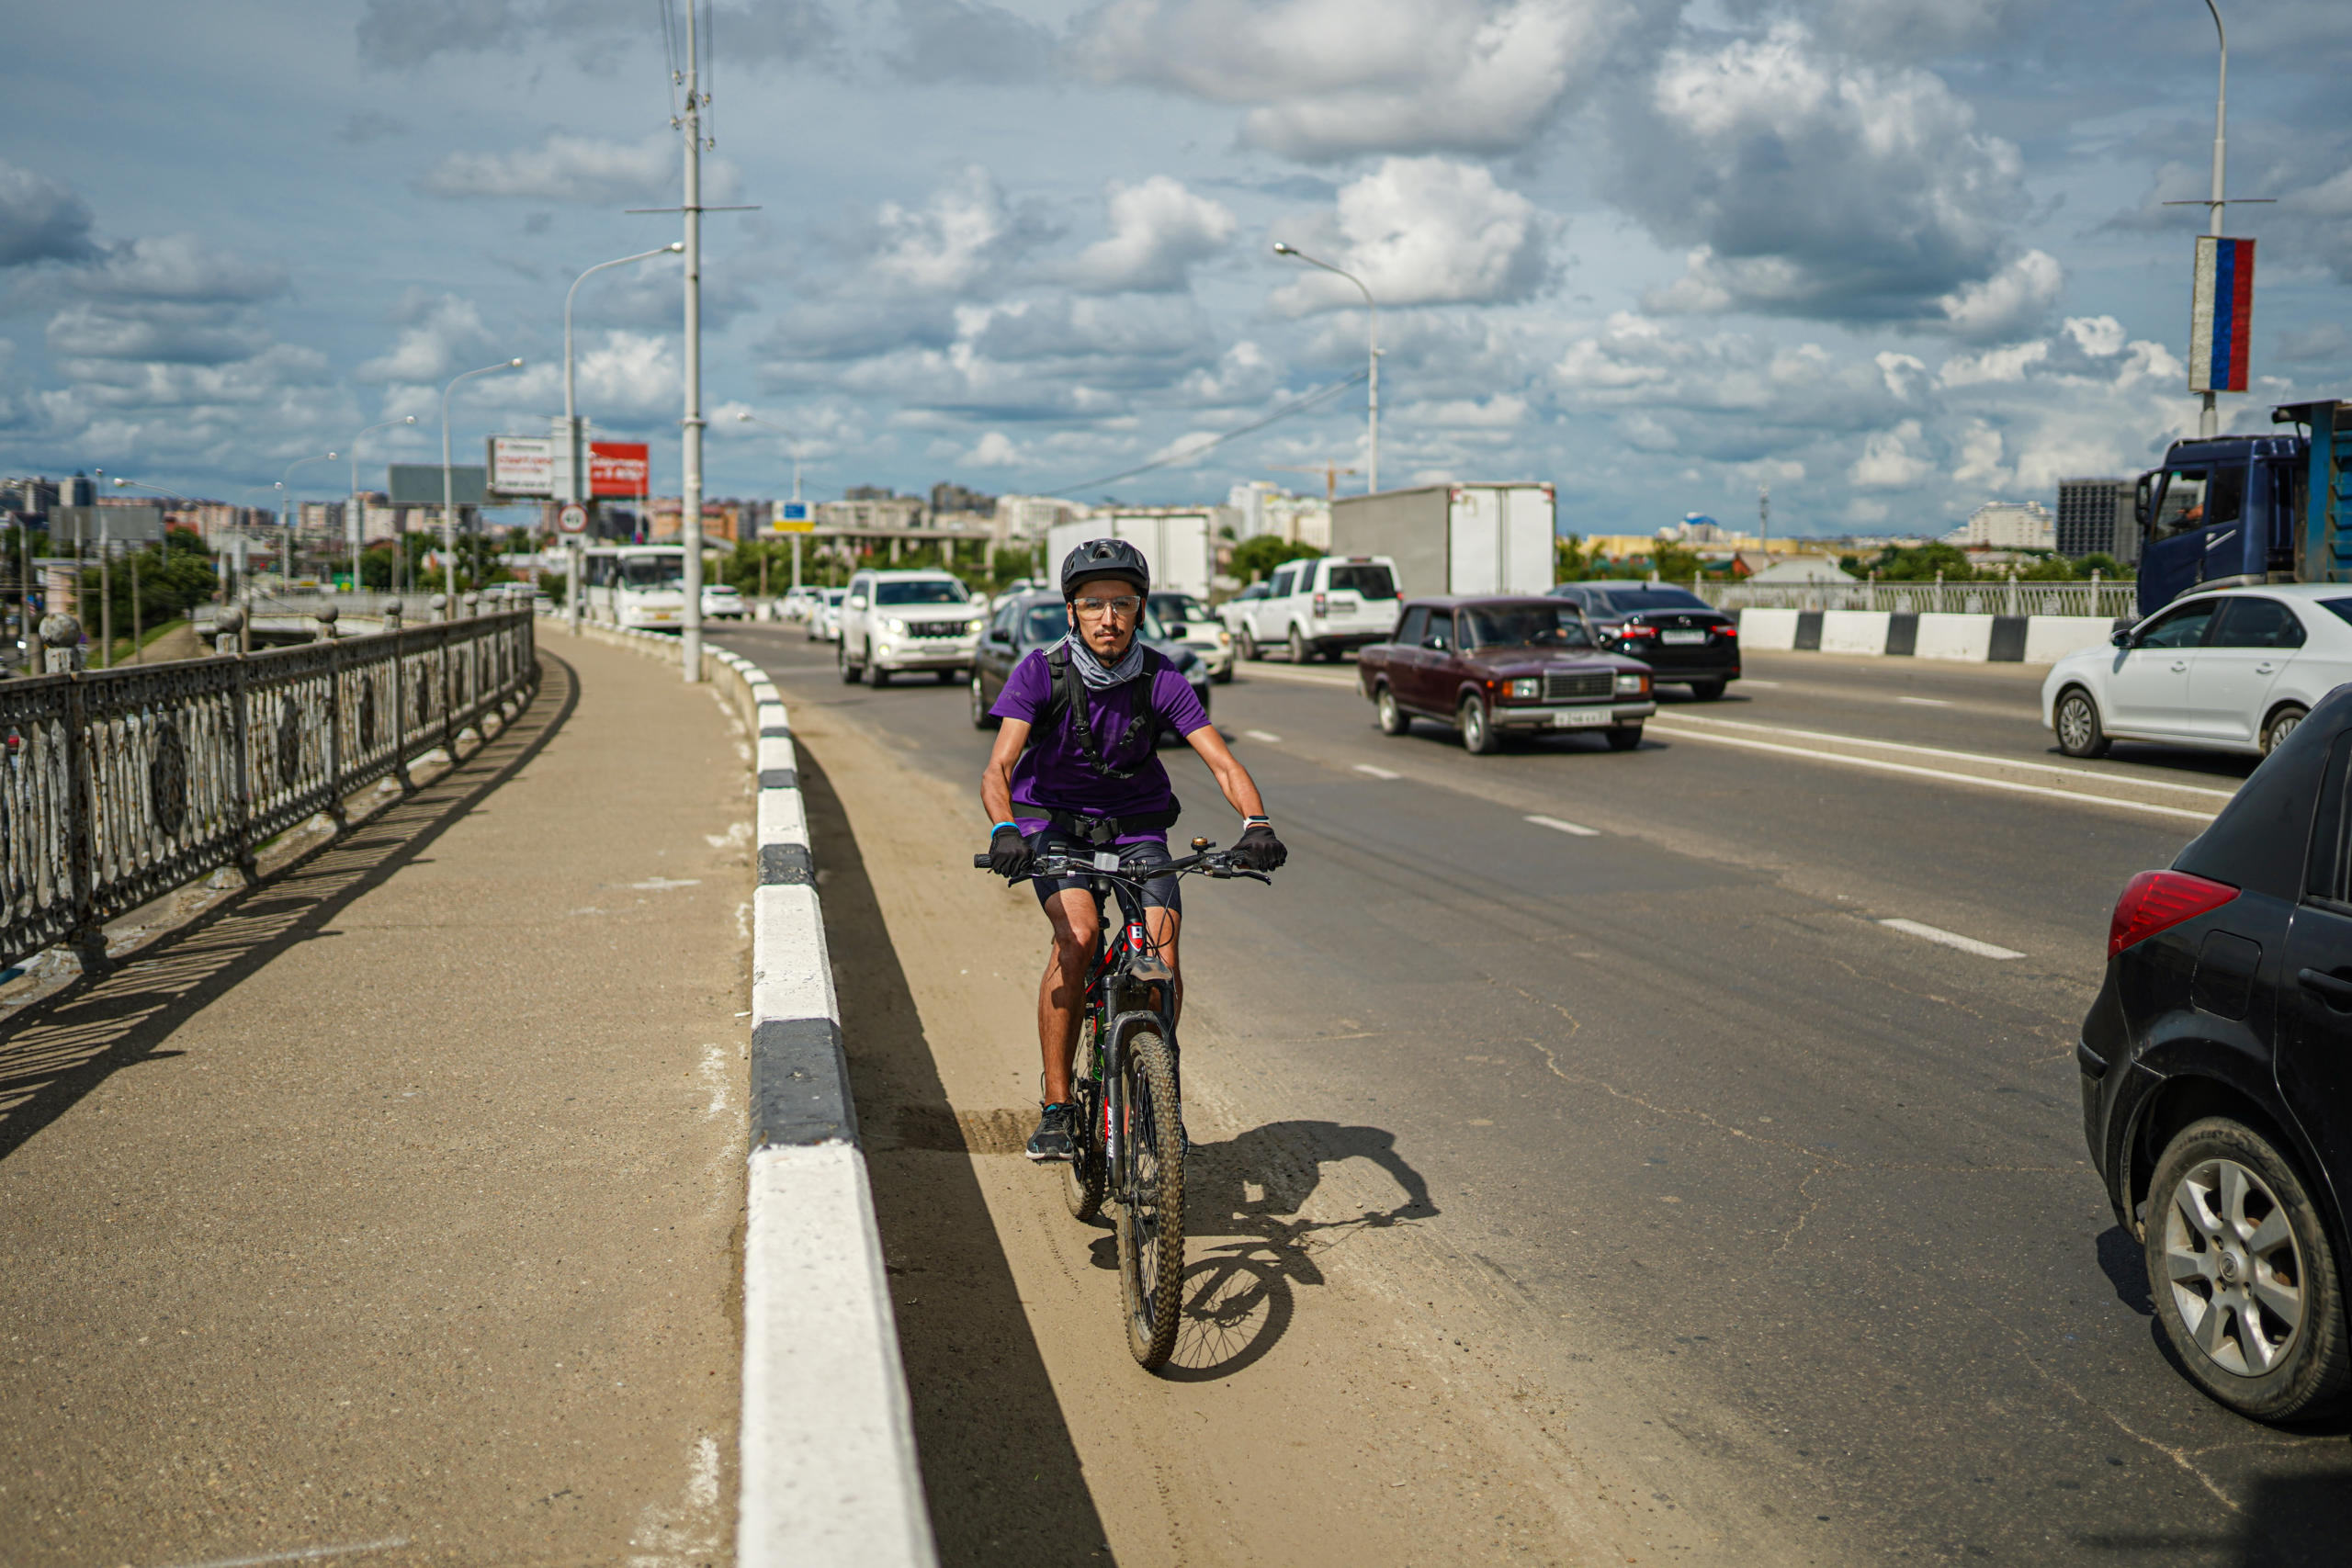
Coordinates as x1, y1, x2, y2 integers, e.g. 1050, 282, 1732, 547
2107, 870, 2239, 960
1313, 592, 1328, 615
1719, 624, 1737, 637
1618, 623, 1657, 639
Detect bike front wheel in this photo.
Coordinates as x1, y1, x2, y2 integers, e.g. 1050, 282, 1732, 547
1115, 1028, 1186, 1370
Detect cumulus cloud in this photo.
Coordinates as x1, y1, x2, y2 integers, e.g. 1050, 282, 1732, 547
1273, 158, 1552, 311
1937, 249, 2064, 341
1067, 176, 1236, 294
1617, 23, 2025, 324
417, 133, 729, 204
1848, 420, 1934, 488
1067, 0, 1633, 162
0, 161, 98, 266
357, 0, 837, 71
356, 290, 493, 384
867, 165, 1042, 297
963, 430, 1028, 467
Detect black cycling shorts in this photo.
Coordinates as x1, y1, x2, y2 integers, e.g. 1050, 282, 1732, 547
1027, 829, 1182, 916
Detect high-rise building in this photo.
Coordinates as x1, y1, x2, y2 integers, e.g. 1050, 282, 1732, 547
2056, 478, 2136, 564
1945, 501, 2056, 550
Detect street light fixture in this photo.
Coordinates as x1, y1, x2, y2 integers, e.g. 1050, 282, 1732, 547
347, 414, 416, 596
566, 244, 684, 502
442, 358, 524, 606
1272, 241, 1380, 493
276, 449, 338, 589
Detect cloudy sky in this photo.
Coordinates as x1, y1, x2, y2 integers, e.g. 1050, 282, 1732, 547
4, 0, 2350, 537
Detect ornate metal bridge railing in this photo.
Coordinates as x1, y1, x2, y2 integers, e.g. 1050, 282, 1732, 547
0, 609, 537, 974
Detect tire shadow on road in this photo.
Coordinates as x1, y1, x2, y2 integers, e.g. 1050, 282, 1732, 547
787, 738, 1115, 1567
1144, 1119, 1440, 1384
0, 653, 570, 1167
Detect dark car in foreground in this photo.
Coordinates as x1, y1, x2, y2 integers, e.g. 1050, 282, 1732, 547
1548, 581, 1739, 699
1356, 596, 1655, 753
969, 590, 1210, 739
2082, 682, 2352, 1420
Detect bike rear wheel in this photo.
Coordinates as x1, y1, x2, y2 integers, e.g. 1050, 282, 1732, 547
1115, 1028, 1186, 1369
1062, 1050, 1108, 1223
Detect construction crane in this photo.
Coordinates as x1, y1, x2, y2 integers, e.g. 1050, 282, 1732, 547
1271, 462, 1360, 504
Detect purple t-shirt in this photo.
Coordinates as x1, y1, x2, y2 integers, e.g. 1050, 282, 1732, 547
991, 644, 1211, 841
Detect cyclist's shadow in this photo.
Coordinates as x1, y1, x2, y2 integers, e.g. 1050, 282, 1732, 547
1086, 1119, 1438, 1382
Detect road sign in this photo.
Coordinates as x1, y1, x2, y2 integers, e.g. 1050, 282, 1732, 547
558, 503, 589, 534
770, 500, 814, 534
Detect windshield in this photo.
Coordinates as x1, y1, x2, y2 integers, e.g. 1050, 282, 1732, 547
1020, 604, 1068, 645
823, 590, 844, 604
876, 579, 969, 606
1327, 563, 1396, 600
1597, 586, 1708, 613
1150, 592, 1207, 623
622, 558, 684, 588
1463, 605, 1597, 650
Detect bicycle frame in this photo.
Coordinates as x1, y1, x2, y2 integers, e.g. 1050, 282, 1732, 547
1076, 863, 1174, 1196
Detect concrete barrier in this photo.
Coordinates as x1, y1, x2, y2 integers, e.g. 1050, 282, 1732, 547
2025, 615, 2118, 664
1739, 607, 1799, 650
1913, 613, 1995, 662
1819, 610, 1891, 655
542, 617, 936, 1568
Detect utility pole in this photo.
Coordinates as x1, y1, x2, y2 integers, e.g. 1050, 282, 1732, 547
677, 5, 707, 682
1759, 482, 1770, 549
2167, 1, 2272, 439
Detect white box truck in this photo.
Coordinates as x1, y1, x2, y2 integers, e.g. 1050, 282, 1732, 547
1047, 509, 1214, 598
1330, 483, 1555, 599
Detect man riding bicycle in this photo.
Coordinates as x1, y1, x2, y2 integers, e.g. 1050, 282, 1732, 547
980, 538, 1287, 1162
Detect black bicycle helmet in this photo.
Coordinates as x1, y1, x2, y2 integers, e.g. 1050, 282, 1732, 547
1059, 536, 1151, 600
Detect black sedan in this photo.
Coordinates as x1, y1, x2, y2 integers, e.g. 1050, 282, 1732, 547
1548, 581, 1739, 699
968, 590, 1211, 739
2080, 681, 2352, 1421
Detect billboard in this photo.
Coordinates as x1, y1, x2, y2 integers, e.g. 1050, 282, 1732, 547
389, 464, 487, 506
2188, 235, 2256, 394
489, 435, 556, 497
590, 441, 650, 498
769, 500, 814, 533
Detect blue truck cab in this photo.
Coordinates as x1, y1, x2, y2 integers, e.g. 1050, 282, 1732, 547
2135, 399, 2351, 618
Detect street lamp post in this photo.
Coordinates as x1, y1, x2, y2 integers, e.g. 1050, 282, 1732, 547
348, 415, 416, 597
1272, 241, 1380, 493
2199, 0, 2230, 441
111, 477, 194, 663
565, 244, 682, 635
735, 411, 810, 598
276, 448, 337, 592
442, 359, 524, 607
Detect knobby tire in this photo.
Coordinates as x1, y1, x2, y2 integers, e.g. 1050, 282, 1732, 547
1063, 1023, 1108, 1223
1117, 1029, 1186, 1370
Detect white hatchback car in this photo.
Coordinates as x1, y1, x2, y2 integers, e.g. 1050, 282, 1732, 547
2042, 584, 2352, 760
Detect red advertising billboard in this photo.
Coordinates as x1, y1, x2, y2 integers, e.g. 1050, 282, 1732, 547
589, 442, 650, 498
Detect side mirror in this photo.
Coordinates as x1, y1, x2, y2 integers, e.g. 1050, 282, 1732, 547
2110, 627, 2134, 649
848, 595, 867, 609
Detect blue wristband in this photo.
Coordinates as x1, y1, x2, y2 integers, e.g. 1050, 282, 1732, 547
991, 819, 1020, 833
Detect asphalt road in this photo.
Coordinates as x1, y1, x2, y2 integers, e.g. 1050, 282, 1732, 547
724, 625, 2345, 1568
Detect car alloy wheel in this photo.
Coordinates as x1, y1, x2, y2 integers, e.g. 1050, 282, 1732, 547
1238, 626, 1260, 661
1288, 626, 1309, 663
1375, 686, 1409, 736
839, 639, 859, 684
2144, 1116, 2351, 1420
2263, 705, 2308, 757
1459, 694, 1498, 755
2054, 687, 2109, 759
969, 672, 996, 729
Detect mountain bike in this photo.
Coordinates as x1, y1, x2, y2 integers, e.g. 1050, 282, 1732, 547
974, 839, 1271, 1368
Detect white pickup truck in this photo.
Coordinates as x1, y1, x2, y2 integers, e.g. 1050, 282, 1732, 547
1222, 554, 1403, 663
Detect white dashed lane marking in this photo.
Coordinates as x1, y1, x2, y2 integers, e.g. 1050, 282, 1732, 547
1897, 696, 1952, 707
1525, 814, 1600, 838
1243, 728, 1283, 743
1878, 918, 2024, 961
1352, 763, 1402, 780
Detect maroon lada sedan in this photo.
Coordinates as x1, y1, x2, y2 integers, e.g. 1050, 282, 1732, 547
1355, 596, 1657, 753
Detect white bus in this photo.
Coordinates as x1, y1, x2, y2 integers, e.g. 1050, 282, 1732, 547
581, 545, 687, 630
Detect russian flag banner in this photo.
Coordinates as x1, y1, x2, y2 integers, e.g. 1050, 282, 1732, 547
2188, 236, 2256, 394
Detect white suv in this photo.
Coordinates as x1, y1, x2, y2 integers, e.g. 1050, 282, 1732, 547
1227, 554, 1402, 663
838, 570, 985, 687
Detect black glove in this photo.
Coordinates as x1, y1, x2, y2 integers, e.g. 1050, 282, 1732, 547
988, 824, 1034, 881
1229, 822, 1286, 872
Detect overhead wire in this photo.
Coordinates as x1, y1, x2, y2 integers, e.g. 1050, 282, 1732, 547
1052, 368, 1372, 496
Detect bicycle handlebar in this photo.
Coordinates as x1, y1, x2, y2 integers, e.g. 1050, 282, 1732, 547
970, 846, 1272, 885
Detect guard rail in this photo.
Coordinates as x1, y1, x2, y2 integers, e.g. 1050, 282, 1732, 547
0, 609, 537, 974
1692, 578, 2140, 619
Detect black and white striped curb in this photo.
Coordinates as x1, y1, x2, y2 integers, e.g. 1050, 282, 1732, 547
543, 619, 935, 1567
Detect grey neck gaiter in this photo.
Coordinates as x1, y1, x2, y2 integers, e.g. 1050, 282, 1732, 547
1065, 632, 1147, 691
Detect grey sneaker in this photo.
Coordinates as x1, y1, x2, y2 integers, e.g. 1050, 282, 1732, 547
1026, 1102, 1080, 1163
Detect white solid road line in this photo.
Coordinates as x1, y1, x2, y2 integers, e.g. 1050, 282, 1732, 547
158, 1542, 413, 1568
1657, 713, 2236, 798
1353, 763, 1402, 780
1878, 918, 2025, 961
1740, 679, 1783, 688
1646, 723, 2220, 823
1526, 814, 1600, 837
1897, 696, 1952, 707
1238, 663, 1360, 687
1243, 728, 1283, 743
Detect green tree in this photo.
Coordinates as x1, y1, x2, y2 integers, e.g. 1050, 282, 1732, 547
1649, 540, 1703, 582
1229, 535, 1320, 583
1555, 534, 1590, 583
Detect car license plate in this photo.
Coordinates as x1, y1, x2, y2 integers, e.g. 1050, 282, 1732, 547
1551, 709, 1610, 728
1660, 629, 1707, 645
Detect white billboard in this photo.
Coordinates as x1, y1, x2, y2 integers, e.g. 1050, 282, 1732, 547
488, 436, 556, 497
